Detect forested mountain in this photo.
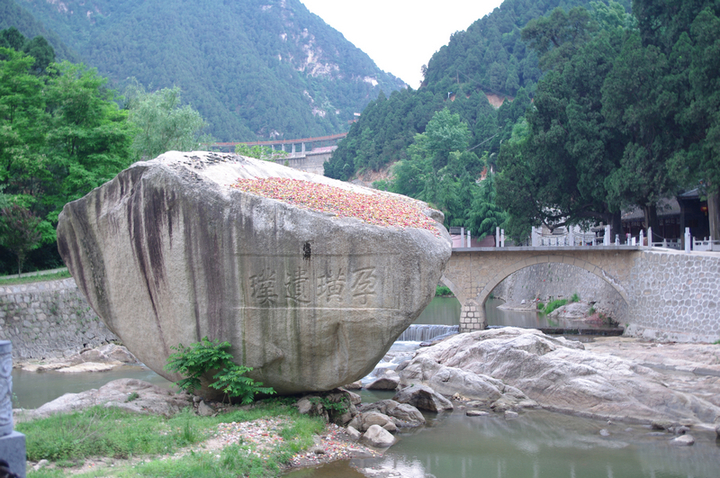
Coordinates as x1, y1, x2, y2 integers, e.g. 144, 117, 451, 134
8, 0, 404, 141
328, 0, 720, 244
325, 0, 630, 182
0, 0, 77, 61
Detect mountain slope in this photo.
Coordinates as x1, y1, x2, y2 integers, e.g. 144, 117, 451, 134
0, 0, 78, 61
325, 0, 631, 180
17, 0, 404, 141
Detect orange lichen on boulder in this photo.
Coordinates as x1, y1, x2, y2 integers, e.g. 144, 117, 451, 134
232, 177, 438, 233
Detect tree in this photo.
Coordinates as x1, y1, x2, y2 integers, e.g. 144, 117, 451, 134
0, 203, 41, 274
497, 6, 628, 235
468, 173, 508, 238
126, 84, 211, 161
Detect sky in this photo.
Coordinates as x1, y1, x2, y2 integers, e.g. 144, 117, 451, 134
300, 0, 505, 88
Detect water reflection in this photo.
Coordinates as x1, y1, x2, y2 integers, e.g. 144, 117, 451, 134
346, 410, 720, 478
12, 366, 171, 409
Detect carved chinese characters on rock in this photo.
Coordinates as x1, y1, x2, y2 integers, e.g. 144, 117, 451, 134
317, 268, 346, 303
285, 267, 310, 305
249, 269, 278, 306
245, 261, 384, 308
351, 267, 377, 305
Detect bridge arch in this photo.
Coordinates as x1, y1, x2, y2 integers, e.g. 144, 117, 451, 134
474, 255, 631, 310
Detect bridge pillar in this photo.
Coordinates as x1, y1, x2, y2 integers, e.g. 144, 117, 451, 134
459, 300, 485, 332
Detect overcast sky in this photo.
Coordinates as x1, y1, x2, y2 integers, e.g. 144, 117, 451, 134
300, 0, 505, 88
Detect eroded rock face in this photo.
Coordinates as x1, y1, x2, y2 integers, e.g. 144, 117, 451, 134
398, 327, 720, 426
56, 152, 451, 394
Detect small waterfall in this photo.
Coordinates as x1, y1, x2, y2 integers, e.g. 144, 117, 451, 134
397, 324, 459, 342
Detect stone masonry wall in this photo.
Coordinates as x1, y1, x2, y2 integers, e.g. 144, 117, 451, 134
0, 278, 117, 360
493, 262, 628, 320
625, 250, 720, 342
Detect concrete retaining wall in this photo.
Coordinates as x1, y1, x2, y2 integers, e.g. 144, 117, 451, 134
0, 278, 116, 360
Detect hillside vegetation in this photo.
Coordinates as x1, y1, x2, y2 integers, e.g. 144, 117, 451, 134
328, 0, 720, 243
6, 0, 404, 141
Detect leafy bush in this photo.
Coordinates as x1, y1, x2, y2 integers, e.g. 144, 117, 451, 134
435, 285, 453, 297
570, 293, 580, 303
543, 299, 568, 315
165, 337, 275, 404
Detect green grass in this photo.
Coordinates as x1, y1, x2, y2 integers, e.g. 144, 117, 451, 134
542, 299, 568, 315
22, 400, 325, 478
570, 293, 580, 303
18, 407, 204, 462
0, 269, 70, 285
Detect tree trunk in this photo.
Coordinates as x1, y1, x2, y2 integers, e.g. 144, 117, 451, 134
610, 210, 622, 243
708, 190, 720, 241
643, 203, 659, 233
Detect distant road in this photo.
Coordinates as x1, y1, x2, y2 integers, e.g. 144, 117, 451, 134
214, 132, 348, 148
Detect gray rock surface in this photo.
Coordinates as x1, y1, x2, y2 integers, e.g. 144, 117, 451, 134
348, 411, 397, 432
397, 327, 720, 426
361, 424, 395, 448
366, 373, 400, 391
393, 384, 453, 412
361, 399, 425, 428
670, 435, 695, 446
15, 379, 191, 420
56, 151, 450, 394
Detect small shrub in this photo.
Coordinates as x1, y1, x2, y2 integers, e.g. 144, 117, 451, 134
537, 302, 545, 310
435, 285, 453, 297
570, 293, 580, 303
125, 392, 139, 402
542, 299, 568, 315
165, 336, 275, 404
589, 306, 596, 315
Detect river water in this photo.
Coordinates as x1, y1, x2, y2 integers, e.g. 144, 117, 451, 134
12, 298, 720, 477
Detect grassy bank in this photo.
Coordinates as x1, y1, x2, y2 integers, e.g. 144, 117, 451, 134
17, 399, 324, 477
0, 269, 70, 286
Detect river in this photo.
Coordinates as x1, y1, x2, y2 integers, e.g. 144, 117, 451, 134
12, 298, 720, 477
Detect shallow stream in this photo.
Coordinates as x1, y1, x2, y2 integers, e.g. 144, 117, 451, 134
12, 298, 720, 477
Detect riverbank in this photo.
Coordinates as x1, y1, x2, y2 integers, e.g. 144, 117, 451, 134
14, 333, 720, 477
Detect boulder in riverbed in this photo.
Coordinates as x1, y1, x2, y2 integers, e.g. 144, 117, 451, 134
361, 424, 396, 448
397, 327, 720, 426
393, 384, 453, 412
56, 152, 451, 395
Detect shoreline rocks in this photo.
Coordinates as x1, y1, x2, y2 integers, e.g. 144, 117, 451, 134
14, 343, 137, 373
396, 328, 720, 427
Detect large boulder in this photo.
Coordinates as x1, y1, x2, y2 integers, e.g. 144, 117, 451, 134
56, 152, 451, 394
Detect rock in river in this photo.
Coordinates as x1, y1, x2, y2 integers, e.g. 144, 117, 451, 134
398, 327, 720, 426
56, 151, 451, 394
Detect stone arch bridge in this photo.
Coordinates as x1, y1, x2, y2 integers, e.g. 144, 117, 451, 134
441, 246, 720, 343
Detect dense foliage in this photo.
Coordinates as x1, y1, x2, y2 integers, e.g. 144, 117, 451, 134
0, 0, 78, 62
330, 0, 719, 244
11, 0, 405, 141
496, 0, 720, 239
0, 33, 139, 273
125, 83, 211, 161
325, 0, 630, 182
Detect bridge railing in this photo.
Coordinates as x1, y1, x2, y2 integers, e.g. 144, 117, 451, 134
451, 225, 717, 252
